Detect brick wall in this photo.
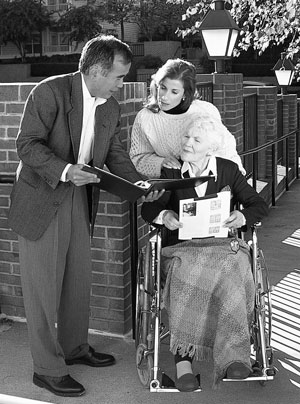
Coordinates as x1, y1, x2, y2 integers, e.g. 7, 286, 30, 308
0, 81, 148, 336
0, 83, 33, 319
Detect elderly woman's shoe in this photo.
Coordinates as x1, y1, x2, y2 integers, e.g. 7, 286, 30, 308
226, 362, 251, 379
175, 373, 199, 392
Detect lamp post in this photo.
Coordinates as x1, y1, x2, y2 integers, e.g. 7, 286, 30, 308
199, 0, 240, 73
273, 52, 295, 95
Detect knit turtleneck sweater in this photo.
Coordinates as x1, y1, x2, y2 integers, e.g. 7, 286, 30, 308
129, 99, 244, 178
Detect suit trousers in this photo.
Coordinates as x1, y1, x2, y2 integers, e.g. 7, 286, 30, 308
18, 185, 92, 377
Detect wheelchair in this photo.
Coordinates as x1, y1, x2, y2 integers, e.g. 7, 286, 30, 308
135, 224, 276, 392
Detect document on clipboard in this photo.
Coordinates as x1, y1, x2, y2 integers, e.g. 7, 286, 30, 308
81, 165, 214, 203
178, 191, 231, 240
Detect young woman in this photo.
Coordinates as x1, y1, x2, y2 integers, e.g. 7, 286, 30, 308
141, 116, 268, 392
130, 58, 245, 178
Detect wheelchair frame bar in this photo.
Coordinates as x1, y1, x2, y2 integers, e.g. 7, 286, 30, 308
152, 231, 162, 383
252, 226, 272, 373
223, 374, 274, 383
150, 384, 202, 393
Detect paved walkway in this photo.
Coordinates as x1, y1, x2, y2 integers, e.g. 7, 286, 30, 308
1, 179, 300, 404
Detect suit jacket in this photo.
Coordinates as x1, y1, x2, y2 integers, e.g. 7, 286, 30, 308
8, 71, 141, 241
141, 157, 268, 246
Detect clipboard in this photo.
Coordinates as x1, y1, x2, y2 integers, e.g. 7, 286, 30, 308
81, 165, 214, 203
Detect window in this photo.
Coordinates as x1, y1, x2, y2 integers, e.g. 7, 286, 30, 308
25, 33, 42, 55
49, 32, 70, 52
46, 0, 68, 11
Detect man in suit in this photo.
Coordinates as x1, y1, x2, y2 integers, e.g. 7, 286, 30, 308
8, 35, 149, 397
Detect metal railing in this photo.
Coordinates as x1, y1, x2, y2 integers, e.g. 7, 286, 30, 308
240, 128, 299, 206
130, 42, 144, 57
196, 81, 213, 103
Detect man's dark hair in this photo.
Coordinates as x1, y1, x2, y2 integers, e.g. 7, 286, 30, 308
79, 35, 133, 75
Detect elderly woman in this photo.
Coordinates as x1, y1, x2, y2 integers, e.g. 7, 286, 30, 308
141, 117, 268, 392
130, 58, 245, 178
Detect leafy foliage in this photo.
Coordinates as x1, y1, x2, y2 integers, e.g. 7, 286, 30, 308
167, 0, 300, 74
132, 0, 193, 41
100, 0, 136, 41
99, 0, 199, 42
55, 5, 103, 50
0, 0, 51, 61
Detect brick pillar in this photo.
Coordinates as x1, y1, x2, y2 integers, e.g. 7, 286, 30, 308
197, 73, 244, 152
0, 81, 147, 336
244, 86, 278, 180
282, 94, 298, 176
212, 73, 244, 151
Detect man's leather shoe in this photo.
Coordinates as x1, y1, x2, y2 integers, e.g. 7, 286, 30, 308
65, 346, 116, 367
33, 373, 85, 397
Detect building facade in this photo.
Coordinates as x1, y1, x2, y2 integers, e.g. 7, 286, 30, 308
0, 0, 140, 60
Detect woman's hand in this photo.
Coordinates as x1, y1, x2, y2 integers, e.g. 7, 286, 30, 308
162, 156, 181, 170
162, 210, 183, 231
223, 210, 245, 229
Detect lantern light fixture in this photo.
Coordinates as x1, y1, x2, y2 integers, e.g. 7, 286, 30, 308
199, 0, 240, 73
273, 52, 295, 93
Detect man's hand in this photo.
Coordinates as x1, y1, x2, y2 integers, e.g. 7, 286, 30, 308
162, 210, 183, 231
223, 210, 245, 229
135, 180, 165, 202
66, 164, 100, 186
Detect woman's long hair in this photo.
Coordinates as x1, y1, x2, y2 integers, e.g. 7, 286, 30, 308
145, 58, 199, 113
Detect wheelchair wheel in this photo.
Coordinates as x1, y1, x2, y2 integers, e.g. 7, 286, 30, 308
135, 243, 154, 348
136, 343, 154, 388
253, 248, 273, 373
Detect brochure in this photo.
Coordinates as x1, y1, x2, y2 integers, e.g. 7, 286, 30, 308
178, 191, 231, 240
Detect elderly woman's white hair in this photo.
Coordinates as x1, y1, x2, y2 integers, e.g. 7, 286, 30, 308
185, 114, 225, 154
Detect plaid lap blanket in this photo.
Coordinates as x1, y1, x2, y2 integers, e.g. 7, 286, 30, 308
162, 237, 255, 386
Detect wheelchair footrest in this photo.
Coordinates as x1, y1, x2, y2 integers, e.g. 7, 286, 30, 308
150, 373, 202, 392
223, 374, 275, 382
223, 367, 276, 382
162, 372, 175, 388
